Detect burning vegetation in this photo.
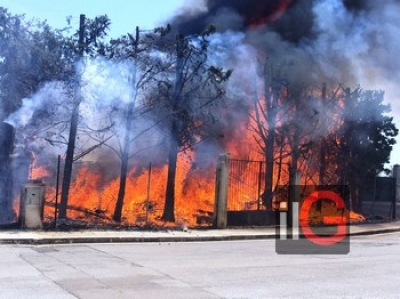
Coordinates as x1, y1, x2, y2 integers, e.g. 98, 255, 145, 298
1, 0, 399, 227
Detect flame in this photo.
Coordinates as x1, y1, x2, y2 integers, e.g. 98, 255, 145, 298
301, 200, 365, 225
39, 150, 216, 226
31, 87, 365, 227
30, 152, 51, 180
248, 0, 292, 27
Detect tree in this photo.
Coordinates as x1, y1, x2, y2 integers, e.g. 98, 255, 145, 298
252, 62, 316, 208
0, 9, 71, 222
254, 63, 281, 209
0, 8, 68, 119
102, 26, 169, 222
58, 14, 111, 220
155, 29, 232, 222
335, 87, 398, 211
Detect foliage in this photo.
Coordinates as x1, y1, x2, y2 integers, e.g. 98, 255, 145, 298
0, 8, 68, 118
337, 88, 398, 178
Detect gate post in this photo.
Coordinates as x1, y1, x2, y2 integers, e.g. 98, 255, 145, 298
214, 154, 230, 229
392, 164, 400, 219
393, 165, 400, 202
288, 168, 301, 228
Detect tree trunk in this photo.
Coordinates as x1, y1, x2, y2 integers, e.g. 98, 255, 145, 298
161, 36, 185, 222
317, 83, 327, 211
112, 27, 140, 223
264, 130, 275, 209
162, 132, 178, 222
113, 101, 135, 222
262, 63, 276, 210
112, 138, 130, 222
58, 14, 85, 220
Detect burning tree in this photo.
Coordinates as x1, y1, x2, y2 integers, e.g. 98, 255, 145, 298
153, 28, 232, 222
251, 57, 320, 208
251, 57, 398, 212
58, 15, 112, 220
97, 26, 173, 223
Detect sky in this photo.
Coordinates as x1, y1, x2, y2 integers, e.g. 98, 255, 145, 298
0, 0, 191, 37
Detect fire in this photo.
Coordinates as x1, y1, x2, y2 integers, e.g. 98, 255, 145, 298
39, 150, 216, 226
33, 117, 364, 227
248, 0, 292, 27
301, 200, 365, 226
30, 84, 365, 227
30, 152, 51, 180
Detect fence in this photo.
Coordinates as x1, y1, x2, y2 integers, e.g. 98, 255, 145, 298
228, 159, 266, 211
360, 177, 396, 221
227, 157, 398, 224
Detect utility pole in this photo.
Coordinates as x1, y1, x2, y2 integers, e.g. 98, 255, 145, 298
58, 14, 85, 220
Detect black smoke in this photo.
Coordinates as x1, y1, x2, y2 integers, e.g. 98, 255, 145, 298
170, 0, 394, 43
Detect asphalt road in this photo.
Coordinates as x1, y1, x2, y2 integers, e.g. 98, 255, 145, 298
1, 233, 399, 299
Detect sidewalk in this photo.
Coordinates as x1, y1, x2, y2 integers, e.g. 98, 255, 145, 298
0, 221, 399, 245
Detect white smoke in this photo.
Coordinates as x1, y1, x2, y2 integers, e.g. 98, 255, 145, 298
5, 56, 166, 173
309, 0, 400, 163
6, 82, 68, 128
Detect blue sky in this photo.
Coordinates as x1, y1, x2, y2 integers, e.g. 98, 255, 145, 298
1, 0, 191, 37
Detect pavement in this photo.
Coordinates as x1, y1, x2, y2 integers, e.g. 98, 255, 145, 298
0, 220, 400, 245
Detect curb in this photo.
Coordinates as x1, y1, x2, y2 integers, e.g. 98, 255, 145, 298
0, 234, 277, 245
349, 227, 400, 236
0, 226, 399, 245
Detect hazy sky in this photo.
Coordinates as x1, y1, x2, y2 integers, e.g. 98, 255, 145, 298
1, 0, 190, 37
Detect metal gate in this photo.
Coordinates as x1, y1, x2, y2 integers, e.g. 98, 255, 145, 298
361, 177, 396, 221
228, 159, 265, 211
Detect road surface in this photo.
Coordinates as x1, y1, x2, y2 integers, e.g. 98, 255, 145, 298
0, 233, 399, 298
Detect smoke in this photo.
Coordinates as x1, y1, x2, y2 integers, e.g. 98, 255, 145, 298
308, 0, 400, 161
171, 0, 400, 162
6, 0, 400, 183
309, 0, 400, 92
171, 0, 314, 42
6, 82, 67, 128
5, 56, 167, 183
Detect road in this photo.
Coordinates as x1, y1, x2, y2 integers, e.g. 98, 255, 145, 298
0, 233, 399, 299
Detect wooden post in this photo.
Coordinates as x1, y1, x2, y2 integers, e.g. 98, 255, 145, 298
54, 155, 61, 228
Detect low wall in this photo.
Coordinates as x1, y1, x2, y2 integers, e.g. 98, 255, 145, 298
227, 211, 276, 226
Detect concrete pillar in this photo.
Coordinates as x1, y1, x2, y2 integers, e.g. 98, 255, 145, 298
288, 168, 301, 228
214, 154, 230, 229
0, 122, 15, 225
392, 165, 400, 220
393, 165, 400, 202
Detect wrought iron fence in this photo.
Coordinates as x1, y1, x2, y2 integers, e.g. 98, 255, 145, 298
228, 159, 265, 211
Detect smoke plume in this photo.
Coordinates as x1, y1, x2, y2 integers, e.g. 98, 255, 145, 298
171, 0, 400, 162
